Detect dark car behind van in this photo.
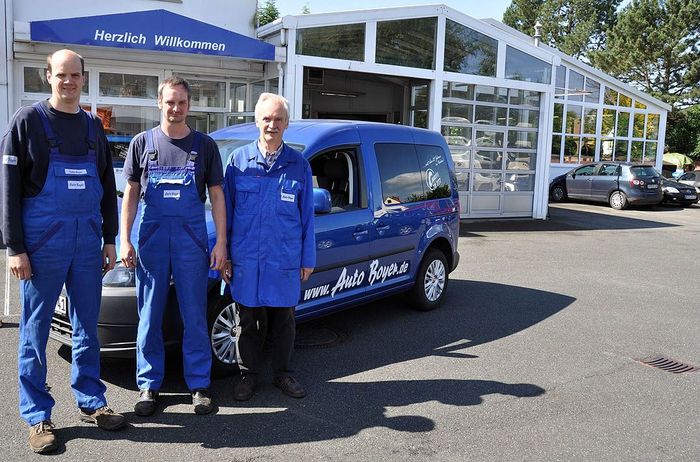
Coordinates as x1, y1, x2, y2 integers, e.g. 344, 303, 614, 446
549, 162, 662, 209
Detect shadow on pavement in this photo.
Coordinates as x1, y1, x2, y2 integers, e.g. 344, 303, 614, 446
64, 280, 573, 448
460, 204, 678, 237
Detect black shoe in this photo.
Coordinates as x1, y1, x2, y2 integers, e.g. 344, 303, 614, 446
79, 406, 126, 430
192, 389, 213, 415
273, 375, 306, 398
134, 389, 159, 416
233, 374, 256, 401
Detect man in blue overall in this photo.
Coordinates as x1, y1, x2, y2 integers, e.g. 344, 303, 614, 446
120, 76, 227, 416
1, 49, 125, 454
223, 93, 315, 401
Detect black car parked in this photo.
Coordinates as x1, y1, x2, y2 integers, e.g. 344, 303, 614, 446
660, 177, 698, 207
549, 162, 662, 210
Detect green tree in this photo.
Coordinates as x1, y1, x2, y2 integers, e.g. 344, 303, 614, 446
590, 0, 700, 108
257, 0, 281, 27
503, 0, 545, 36
301, 3, 311, 14
666, 105, 700, 158
503, 0, 621, 59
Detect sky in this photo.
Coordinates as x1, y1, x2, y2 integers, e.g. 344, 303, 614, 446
276, 0, 633, 21
276, 0, 514, 20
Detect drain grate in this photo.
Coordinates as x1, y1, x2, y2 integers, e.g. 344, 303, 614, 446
637, 355, 699, 373
294, 325, 345, 349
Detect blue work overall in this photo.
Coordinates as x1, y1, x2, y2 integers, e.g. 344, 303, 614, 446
135, 128, 211, 392
18, 102, 107, 426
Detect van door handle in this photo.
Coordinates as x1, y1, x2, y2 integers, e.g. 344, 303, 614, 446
353, 229, 368, 238
376, 221, 390, 232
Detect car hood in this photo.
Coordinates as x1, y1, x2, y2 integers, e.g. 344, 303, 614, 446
661, 178, 694, 190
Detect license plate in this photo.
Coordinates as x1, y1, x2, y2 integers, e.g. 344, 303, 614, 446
647, 184, 658, 189
55, 296, 68, 317
684, 194, 697, 200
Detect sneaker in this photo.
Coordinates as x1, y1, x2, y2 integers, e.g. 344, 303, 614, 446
79, 406, 126, 430
191, 389, 213, 415
28, 420, 57, 454
233, 374, 256, 401
134, 389, 159, 416
273, 375, 306, 398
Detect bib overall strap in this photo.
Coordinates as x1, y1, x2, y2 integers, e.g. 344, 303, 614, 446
188, 131, 201, 163
33, 102, 61, 155
83, 110, 97, 155
146, 127, 159, 165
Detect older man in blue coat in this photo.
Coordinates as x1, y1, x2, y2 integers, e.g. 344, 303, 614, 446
223, 93, 315, 400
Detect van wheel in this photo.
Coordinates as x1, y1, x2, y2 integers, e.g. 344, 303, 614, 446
207, 293, 240, 377
609, 191, 628, 210
409, 249, 448, 311
550, 185, 566, 202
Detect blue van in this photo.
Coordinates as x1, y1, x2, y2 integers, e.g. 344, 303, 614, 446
50, 120, 460, 375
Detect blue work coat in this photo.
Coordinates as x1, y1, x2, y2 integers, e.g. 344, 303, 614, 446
224, 141, 315, 307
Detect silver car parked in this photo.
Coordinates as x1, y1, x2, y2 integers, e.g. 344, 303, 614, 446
677, 171, 700, 194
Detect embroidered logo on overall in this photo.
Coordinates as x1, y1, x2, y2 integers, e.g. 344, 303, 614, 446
281, 191, 295, 202
68, 180, 85, 190
65, 168, 88, 175
3, 155, 18, 165
164, 190, 181, 200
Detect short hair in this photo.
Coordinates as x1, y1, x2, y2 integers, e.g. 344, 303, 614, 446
46, 50, 85, 74
158, 75, 191, 102
255, 93, 290, 122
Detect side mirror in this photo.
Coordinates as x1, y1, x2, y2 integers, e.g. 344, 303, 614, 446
313, 187, 332, 214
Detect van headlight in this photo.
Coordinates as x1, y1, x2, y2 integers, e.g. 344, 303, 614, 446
102, 263, 136, 287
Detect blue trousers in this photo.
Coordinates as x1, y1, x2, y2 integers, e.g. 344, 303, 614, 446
135, 219, 211, 391
18, 219, 106, 425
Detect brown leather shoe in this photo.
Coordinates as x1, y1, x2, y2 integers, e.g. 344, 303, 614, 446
28, 420, 58, 454
273, 375, 306, 398
79, 406, 126, 430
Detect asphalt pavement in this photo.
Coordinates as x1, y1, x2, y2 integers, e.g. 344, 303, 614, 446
1, 202, 698, 461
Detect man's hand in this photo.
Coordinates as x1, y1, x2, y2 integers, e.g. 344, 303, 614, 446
210, 241, 227, 272
103, 244, 117, 273
221, 260, 232, 284
120, 241, 136, 269
301, 267, 314, 281
9, 253, 32, 280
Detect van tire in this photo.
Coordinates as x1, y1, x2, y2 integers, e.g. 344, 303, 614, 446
609, 190, 628, 210
409, 249, 448, 311
207, 293, 241, 378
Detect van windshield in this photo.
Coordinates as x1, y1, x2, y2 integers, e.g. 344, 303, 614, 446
206, 139, 306, 209
630, 166, 658, 177
215, 139, 306, 165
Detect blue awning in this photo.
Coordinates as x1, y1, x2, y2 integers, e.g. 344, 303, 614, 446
30, 9, 275, 61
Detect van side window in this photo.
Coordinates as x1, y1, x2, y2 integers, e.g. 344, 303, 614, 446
416, 145, 452, 199
310, 148, 362, 213
375, 143, 425, 204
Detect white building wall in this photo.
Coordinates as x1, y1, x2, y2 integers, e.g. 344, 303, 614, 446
12, 0, 256, 36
